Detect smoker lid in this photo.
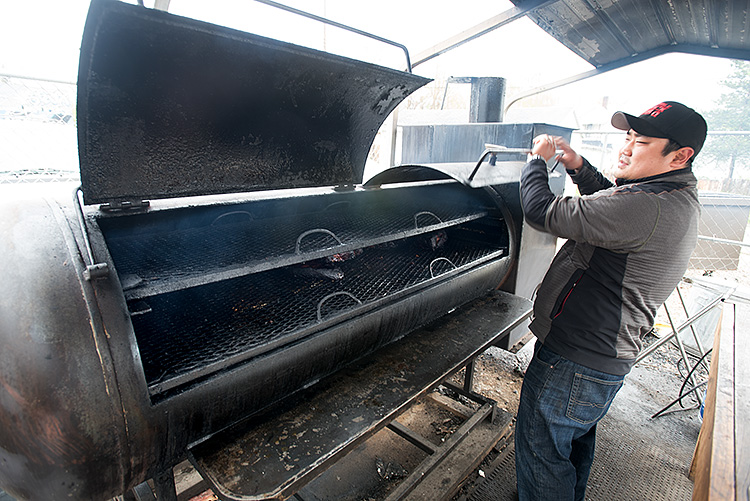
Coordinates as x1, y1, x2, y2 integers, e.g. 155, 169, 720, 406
77, 0, 430, 205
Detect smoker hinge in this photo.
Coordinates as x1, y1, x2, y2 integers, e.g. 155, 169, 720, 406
99, 200, 151, 212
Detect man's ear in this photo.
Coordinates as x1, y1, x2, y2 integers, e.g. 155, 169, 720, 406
670, 147, 695, 169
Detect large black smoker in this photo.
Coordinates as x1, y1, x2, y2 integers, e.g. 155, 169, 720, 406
0, 1, 539, 499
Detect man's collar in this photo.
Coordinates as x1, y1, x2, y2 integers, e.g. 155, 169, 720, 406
615, 166, 693, 186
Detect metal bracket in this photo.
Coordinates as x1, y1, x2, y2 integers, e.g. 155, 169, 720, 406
316, 291, 362, 322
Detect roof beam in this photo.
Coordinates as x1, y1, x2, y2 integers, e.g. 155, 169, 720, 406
412, 0, 559, 68
504, 43, 750, 113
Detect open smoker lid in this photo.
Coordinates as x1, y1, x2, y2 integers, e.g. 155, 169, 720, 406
77, 0, 430, 205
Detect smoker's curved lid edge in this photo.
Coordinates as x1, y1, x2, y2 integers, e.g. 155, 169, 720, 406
76, 0, 430, 205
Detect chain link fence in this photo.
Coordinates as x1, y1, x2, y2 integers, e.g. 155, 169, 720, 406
0, 74, 79, 183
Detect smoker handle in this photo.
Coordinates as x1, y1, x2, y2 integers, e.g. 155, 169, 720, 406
429, 257, 458, 278
317, 291, 363, 322
74, 187, 110, 281
414, 211, 442, 229
252, 0, 413, 72
468, 145, 565, 181
296, 229, 344, 254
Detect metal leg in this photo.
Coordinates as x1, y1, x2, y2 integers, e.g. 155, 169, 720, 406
651, 381, 707, 419
675, 285, 709, 360
127, 482, 156, 501
640, 282, 735, 418
663, 303, 704, 407
153, 469, 178, 501
635, 292, 728, 364
463, 358, 476, 393
652, 343, 714, 418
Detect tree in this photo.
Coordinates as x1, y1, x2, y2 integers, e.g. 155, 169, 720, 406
701, 60, 750, 179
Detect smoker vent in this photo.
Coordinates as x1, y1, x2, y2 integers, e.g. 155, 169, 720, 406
132, 226, 505, 395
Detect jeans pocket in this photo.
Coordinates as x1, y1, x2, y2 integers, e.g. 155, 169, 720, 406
535, 344, 561, 367
566, 373, 623, 425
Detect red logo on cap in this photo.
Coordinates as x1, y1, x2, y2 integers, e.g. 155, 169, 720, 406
642, 103, 672, 118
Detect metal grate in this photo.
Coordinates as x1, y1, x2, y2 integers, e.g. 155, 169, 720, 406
131, 230, 506, 394
467, 418, 694, 501
103, 193, 492, 300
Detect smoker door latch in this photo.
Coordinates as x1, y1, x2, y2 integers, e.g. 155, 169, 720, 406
99, 199, 151, 212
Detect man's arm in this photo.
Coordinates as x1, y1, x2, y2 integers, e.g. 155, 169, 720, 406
550, 135, 614, 195
519, 157, 555, 231
568, 158, 615, 195
520, 135, 654, 249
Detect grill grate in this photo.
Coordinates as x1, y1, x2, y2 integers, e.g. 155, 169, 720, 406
131, 230, 506, 394
104, 196, 489, 300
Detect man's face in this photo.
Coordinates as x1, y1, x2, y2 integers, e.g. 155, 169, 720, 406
613, 130, 676, 180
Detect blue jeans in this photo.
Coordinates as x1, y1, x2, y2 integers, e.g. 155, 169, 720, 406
515, 343, 624, 501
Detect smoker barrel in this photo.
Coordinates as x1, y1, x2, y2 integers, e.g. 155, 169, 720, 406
0, 181, 517, 501
0, 1, 523, 500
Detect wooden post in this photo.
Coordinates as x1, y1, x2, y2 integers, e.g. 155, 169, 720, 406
690, 307, 735, 500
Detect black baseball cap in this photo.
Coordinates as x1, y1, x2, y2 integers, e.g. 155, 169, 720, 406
611, 101, 708, 156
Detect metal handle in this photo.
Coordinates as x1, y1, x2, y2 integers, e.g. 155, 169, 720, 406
429, 257, 457, 278
316, 291, 362, 322
252, 0, 413, 72
295, 228, 344, 254
468, 144, 564, 181
414, 211, 442, 230
74, 187, 109, 281
324, 201, 353, 212
211, 210, 253, 226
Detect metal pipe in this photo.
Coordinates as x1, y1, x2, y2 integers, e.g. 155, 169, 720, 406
697, 234, 750, 248
635, 290, 732, 364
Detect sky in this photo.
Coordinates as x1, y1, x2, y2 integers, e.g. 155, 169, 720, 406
0, 0, 735, 118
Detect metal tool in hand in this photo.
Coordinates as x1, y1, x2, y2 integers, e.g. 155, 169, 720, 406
468, 144, 564, 182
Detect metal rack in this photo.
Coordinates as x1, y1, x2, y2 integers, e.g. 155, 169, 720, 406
134, 237, 506, 394
637, 276, 745, 418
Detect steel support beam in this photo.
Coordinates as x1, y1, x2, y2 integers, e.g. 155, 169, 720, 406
412, 0, 559, 69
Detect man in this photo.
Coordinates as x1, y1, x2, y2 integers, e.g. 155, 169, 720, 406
515, 101, 707, 501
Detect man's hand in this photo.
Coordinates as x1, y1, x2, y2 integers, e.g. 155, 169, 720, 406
550, 136, 583, 172
531, 134, 556, 161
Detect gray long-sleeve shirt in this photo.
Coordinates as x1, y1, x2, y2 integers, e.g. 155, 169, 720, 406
520, 157, 700, 375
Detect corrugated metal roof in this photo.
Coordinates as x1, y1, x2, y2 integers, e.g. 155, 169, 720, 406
513, 0, 750, 70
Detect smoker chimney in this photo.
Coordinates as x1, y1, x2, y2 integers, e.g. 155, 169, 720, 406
469, 77, 506, 123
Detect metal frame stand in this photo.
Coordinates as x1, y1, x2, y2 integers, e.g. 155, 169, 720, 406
636, 278, 736, 418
